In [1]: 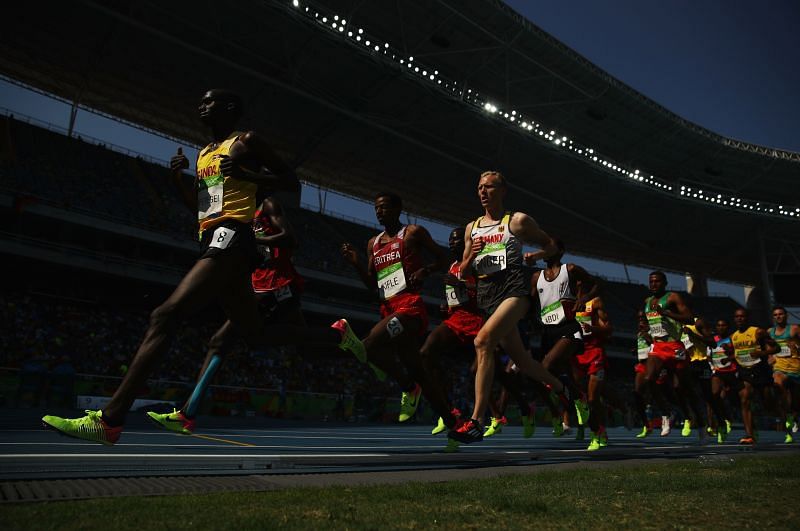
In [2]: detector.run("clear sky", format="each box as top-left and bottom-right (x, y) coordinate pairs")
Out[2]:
(3, 0), (798, 305)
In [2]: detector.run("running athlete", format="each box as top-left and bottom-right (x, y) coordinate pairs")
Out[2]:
(341, 192), (449, 422)
(530, 239), (598, 436)
(42, 90), (362, 444)
(448, 171), (565, 444)
(419, 228), (482, 439)
(680, 316), (718, 438)
(634, 311), (654, 437)
(768, 306), (798, 443)
(709, 318), (736, 443)
(731, 307), (779, 444)
(572, 295), (611, 450)
(642, 271), (707, 441)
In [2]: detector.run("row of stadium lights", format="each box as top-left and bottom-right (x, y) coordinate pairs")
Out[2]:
(290, 0), (796, 220)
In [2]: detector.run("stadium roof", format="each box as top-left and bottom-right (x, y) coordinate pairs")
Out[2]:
(2, 0), (799, 284)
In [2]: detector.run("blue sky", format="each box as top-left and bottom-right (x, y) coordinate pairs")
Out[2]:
(3, 1), (798, 304)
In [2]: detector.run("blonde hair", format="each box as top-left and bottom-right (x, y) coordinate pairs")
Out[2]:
(480, 170), (507, 187)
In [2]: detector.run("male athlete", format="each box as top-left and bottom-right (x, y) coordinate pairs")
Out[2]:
(43, 90), (361, 444)
(634, 311), (655, 437)
(572, 294), (612, 450)
(530, 239), (597, 437)
(448, 171), (566, 444)
(341, 192), (449, 422)
(769, 306), (799, 443)
(679, 316), (718, 438)
(709, 318), (736, 443)
(731, 307), (779, 444)
(642, 271), (710, 441)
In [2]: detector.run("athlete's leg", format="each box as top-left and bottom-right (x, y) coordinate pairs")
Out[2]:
(739, 381), (755, 438)
(363, 312), (422, 389)
(644, 356), (670, 413)
(634, 370), (650, 427)
(104, 253), (253, 423)
(419, 324), (463, 426)
(675, 366), (706, 430)
(587, 373), (606, 433)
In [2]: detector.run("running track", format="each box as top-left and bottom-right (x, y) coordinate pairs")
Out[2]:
(1, 410), (797, 501)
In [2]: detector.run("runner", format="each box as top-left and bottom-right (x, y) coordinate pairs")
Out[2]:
(572, 294), (612, 450)
(448, 171), (566, 444)
(530, 239), (598, 437)
(731, 307), (779, 444)
(709, 318), (736, 443)
(341, 192), (449, 423)
(642, 271), (707, 442)
(768, 306), (798, 443)
(42, 90), (362, 444)
(680, 316), (717, 438)
(634, 311), (654, 437)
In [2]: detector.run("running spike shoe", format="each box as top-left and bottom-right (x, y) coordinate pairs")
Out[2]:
(739, 436), (755, 445)
(331, 319), (366, 363)
(447, 418), (483, 444)
(636, 426), (651, 438)
(681, 419), (691, 437)
(522, 406), (536, 439)
(432, 417), (446, 435)
(587, 433), (601, 451)
(147, 409), (195, 435)
(660, 416), (671, 436)
(42, 410), (121, 446)
(483, 416), (507, 437)
(784, 433), (794, 444)
(574, 399), (589, 427)
(398, 384), (422, 422)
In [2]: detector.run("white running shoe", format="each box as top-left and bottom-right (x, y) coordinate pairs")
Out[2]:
(793, 421), (798, 434)
(660, 415), (671, 436)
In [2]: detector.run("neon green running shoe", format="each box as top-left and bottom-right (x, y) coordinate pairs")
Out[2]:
(432, 417), (446, 435)
(574, 399), (589, 427)
(785, 433), (794, 444)
(367, 362), (387, 381)
(42, 410), (121, 446)
(575, 425), (585, 441)
(522, 405), (535, 438)
(636, 425), (651, 438)
(587, 433), (601, 451)
(706, 426), (717, 437)
(398, 384), (422, 422)
(725, 419), (732, 434)
(146, 408), (195, 435)
(717, 426), (728, 444)
(681, 419), (691, 437)
(332, 319), (366, 363)
(551, 417), (564, 437)
(598, 432), (608, 447)
(444, 438), (460, 453)
(484, 416), (507, 437)
(787, 415), (795, 431)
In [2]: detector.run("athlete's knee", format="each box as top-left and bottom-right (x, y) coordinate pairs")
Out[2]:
(473, 331), (493, 354)
(149, 303), (181, 333)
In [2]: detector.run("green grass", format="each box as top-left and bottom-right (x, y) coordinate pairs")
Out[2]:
(4, 455), (799, 530)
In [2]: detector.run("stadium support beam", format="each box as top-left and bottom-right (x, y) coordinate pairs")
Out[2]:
(685, 272), (708, 298)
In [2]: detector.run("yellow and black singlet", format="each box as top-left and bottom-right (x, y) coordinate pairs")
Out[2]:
(195, 132), (258, 237)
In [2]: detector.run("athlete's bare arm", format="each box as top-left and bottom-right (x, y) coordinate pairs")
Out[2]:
(406, 225), (449, 289)
(754, 328), (780, 358)
(568, 264), (598, 308)
(687, 317), (716, 349)
(169, 147), (197, 213)
(590, 297), (613, 339)
(459, 222), (480, 276)
(660, 292), (693, 324)
(512, 213), (557, 264)
(221, 131), (300, 192)
(341, 239), (378, 293)
(254, 197), (296, 249)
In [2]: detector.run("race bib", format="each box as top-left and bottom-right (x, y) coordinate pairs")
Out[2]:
(274, 284), (292, 302)
(209, 225), (235, 249)
(637, 338), (651, 361)
(445, 284), (470, 307)
(776, 342), (791, 358)
(647, 311), (666, 337)
(474, 242), (507, 276)
(198, 175), (223, 220)
(377, 262), (407, 300)
(735, 348), (757, 367)
(710, 349), (731, 370)
(541, 300), (566, 325)
(576, 312), (592, 336)
(680, 332), (694, 350)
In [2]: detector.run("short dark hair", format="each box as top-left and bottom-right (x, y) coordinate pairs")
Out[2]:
(649, 270), (667, 282)
(772, 305), (787, 313)
(735, 307), (748, 315)
(375, 192), (402, 209)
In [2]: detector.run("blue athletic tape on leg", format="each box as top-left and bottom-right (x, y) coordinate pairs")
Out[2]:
(184, 354), (222, 418)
